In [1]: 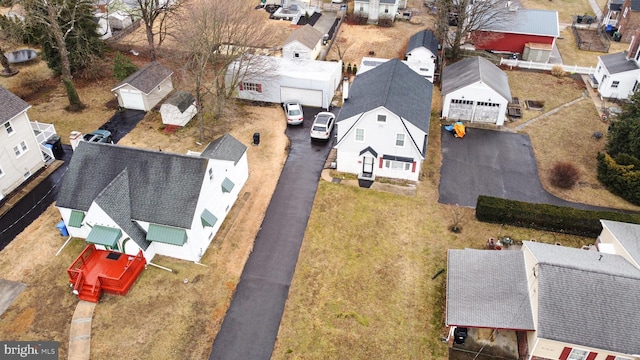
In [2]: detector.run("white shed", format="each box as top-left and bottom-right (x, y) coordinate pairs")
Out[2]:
(226, 56), (342, 109)
(160, 91), (197, 126)
(282, 24), (323, 60)
(108, 11), (132, 30)
(111, 61), (174, 111)
(441, 57), (511, 126)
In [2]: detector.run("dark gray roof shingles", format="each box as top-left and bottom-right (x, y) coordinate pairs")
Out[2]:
(57, 141), (206, 229)
(164, 90), (195, 113)
(336, 59), (433, 134)
(201, 133), (248, 164)
(600, 51), (640, 74)
(112, 61), (173, 94)
(442, 56), (512, 101)
(284, 24), (323, 50)
(0, 85), (30, 124)
(406, 30), (439, 57)
(446, 249), (535, 330)
(601, 220), (640, 265)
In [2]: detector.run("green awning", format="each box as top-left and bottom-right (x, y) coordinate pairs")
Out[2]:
(68, 210), (85, 228)
(146, 224), (187, 246)
(221, 177), (235, 193)
(86, 225), (121, 247)
(201, 209), (218, 228)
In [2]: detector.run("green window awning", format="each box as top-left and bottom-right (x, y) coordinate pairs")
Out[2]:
(146, 224), (187, 246)
(201, 209), (218, 228)
(69, 210), (85, 228)
(221, 177), (235, 193)
(86, 225), (122, 248)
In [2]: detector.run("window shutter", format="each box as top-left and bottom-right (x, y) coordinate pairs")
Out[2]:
(559, 347), (572, 360)
(605, 356), (616, 360)
(379, 157), (383, 168)
(586, 353), (597, 360)
(239, 83), (243, 91)
(412, 161), (416, 173)
(257, 84), (262, 93)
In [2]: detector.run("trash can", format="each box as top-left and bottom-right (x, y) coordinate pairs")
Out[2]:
(56, 221), (69, 236)
(253, 132), (260, 146)
(46, 135), (65, 159)
(613, 31), (622, 42)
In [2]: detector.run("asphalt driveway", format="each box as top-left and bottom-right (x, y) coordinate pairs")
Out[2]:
(210, 108), (334, 360)
(438, 127), (609, 211)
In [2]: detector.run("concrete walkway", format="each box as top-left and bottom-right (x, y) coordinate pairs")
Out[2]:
(515, 94), (587, 131)
(68, 301), (96, 360)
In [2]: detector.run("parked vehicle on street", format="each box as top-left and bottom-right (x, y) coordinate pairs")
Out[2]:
(283, 101), (304, 125)
(82, 129), (113, 143)
(310, 112), (335, 140)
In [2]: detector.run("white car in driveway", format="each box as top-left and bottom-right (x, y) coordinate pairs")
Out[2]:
(310, 112), (335, 140)
(283, 101), (304, 125)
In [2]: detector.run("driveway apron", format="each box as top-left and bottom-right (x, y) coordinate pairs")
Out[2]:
(210, 108), (333, 360)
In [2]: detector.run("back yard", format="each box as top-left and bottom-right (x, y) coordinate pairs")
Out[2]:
(1, 0), (638, 358)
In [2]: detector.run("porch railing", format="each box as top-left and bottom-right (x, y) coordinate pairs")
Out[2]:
(30, 121), (56, 145)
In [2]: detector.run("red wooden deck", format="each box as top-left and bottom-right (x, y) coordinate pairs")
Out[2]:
(67, 244), (146, 303)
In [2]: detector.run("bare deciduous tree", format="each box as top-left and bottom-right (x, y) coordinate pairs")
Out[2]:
(176, 0), (276, 142)
(135, 0), (183, 61)
(435, 0), (510, 63)
(330, 35), (352, 62)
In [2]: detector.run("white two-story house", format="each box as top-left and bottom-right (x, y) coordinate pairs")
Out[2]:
(592, 27), (640, 100)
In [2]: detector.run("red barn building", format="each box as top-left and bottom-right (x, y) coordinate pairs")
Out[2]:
(471, 9), (559, 58)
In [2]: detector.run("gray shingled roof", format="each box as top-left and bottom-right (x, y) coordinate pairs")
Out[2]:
(632, 0), (640, 10)
(57, 141), (207, 229)
(600, 219), (640, 266)
(442, 56), (512, 102)
(600, 51), (640, 74)
(337, 59), (432, 134)
(406, 30), (439, 57)
(0, 85), (30, 124)
(446, 249), (535, 330)
(93, 170), (150, 250)
(537, 264), (640, 354)
(164, 90), (195, 113)
(111, 61), (173, 94)
(201, 133), (247, 165)
(481, 9), (559, 37)
(284, 24), (323, 50)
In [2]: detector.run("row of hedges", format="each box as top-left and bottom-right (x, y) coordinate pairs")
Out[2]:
(476, 195), (640, 238)
(597, 152), (640, 206)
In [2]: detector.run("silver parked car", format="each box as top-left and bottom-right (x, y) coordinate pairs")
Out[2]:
(283, 101), (304, 125)
(310, 112), (335, 140)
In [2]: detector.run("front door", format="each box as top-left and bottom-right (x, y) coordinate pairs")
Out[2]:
(362, 156), (374, 178)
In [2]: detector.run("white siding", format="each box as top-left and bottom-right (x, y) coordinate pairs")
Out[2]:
(160, 103), (197, 126)
(282, 40), (321, 60)
(595, 58), (640, 100)
(115, 77), (174, 111)
(442, 81), (509, 126)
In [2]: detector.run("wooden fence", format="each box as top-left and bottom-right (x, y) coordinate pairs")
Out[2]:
(499, 58), (596, 75)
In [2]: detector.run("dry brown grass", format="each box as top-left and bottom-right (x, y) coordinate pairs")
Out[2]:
(556, 28), (631, 67)
(519, 0), (594, 24)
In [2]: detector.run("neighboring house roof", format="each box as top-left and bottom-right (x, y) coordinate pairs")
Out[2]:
(0, 85), (30, 124)
(600, 51), (640, 74)
(526, 241), (640, 355)
(57, 141), (209, 229)
(355, 0), (395, 3)
(600, 219), (640, 265)
(164, 90), (195, 113)
(406, 29), (439, 57)
(337, 59), (432, 134)
(284, 24), (323, 50)
(111, 61), (173, 94)
(201, 133), (248, 165)
(609, 0), (624, 11)
(446, 249), (535, 330)
(632, 0), (640, 11)
(481, 9), (559, 38)
(442, 57), (512, 102)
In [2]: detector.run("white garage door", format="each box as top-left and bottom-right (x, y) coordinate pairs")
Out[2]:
(473, 102), (500, 123)
(120, 89), (145, 110)
(448, 99), (473, 121)
(280, 87), (323, 108)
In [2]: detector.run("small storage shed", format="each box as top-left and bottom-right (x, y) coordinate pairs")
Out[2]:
(108, 11), (132, 30)
(441, 57), (511, 126)
(111, 61), (173, 111)
(282, 24), (323, 60)
(160, 91), (197, 126)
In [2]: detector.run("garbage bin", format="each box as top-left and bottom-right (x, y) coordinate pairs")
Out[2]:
(56, 221), (69, 236)
(46, 135), (65, 159)
(253, 132), (260, 145)
(613, 31), (622, 42)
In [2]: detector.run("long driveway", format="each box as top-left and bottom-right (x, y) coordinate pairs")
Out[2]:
(210, 108), (333, 360)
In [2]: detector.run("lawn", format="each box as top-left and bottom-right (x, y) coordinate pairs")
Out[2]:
(556, 28), (631, 67)
(519, 0), (595, 24)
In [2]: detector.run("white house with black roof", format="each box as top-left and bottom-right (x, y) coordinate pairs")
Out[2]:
(447, 221), (640, 360)
(334, 59), (432, 182)
(441, 56), (511, 126)
(405, 29), (439, 82)
(111, 61), (174, 111)
(592, 31), (640, 100)
(56, 134), (248, 263)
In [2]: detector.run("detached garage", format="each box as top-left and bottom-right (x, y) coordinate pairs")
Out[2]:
(226, 56), (342, 109)
(441, 57), (511, 126)
(111, 61), (174, 111)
